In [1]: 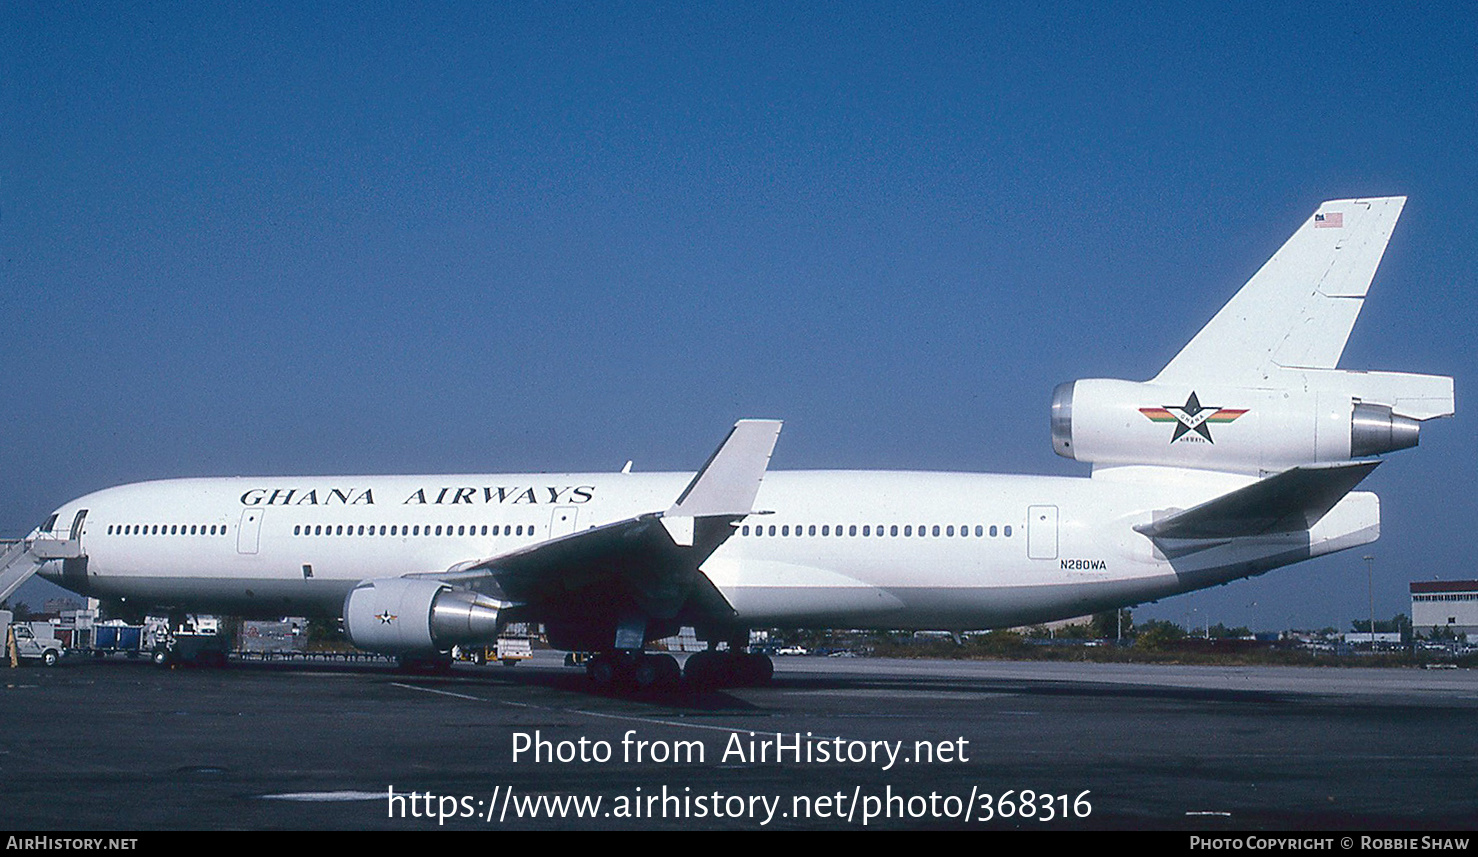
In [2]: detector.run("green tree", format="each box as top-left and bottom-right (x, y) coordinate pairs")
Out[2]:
(1134, 620), (1185, 651)
(1351, 613), (1413, 638)
(1090, 609), (1133, 640)
(0, 601), (31, 621)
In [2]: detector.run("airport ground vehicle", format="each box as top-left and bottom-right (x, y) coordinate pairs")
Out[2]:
(2, 611), (64, 667)
(149, 627), (230, 667)
(91, 623), (148, 658)
(455, 635), (533, 666)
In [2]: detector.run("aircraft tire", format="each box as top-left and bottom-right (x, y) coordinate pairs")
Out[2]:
(682, 651), (721, 688)
(740, 653), (774, 685)
(634, 654), (680, 689)
(588, 654), (632, 688)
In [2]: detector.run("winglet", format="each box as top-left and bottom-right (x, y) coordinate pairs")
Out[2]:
(666, 419), (783, 519)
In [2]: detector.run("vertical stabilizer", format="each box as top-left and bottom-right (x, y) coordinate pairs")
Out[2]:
(1155, 197), (1406, 385)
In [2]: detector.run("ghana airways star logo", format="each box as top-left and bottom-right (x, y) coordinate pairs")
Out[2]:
(1140, 392), (1247, 444)
(376, 610), (397, 625)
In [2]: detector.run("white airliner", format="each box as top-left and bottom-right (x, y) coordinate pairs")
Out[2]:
(0, 197), (1453, 687)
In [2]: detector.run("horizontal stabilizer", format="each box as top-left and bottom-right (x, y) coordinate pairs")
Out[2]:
(666, 419), (783, 518)
(1134, 460), (1379, 540)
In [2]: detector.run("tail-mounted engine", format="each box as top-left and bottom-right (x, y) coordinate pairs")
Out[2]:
(343, 577), (503, 655)
(1052, 371), (1452, 474)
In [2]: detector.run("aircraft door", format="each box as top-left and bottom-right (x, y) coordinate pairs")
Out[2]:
(1027, 505), (1059, 560)
(61, 509), (89, 590)
(550, 506), (578, 537)
(62, 509), (88, 544)
(237, 509), (263, 555)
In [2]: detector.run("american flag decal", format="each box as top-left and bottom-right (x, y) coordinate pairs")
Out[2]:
(1314, 211), (1344, 228)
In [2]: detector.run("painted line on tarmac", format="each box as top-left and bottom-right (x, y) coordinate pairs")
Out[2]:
(390, 681), (789, 740)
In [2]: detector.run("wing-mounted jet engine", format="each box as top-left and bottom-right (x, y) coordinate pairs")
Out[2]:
(342, 577), (505, 655)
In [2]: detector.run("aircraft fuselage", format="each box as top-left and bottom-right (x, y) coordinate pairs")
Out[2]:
(36, 467), (1377, 630)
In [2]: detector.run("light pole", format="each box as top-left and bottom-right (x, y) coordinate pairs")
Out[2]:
(1364, 555), (1376, 649)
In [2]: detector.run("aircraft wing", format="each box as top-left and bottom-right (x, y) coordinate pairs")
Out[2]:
(1133, 460), (1380, 540)
(408, 420), (781, 627)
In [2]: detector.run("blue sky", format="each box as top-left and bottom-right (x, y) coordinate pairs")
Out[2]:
(2, 2), (1474, 631)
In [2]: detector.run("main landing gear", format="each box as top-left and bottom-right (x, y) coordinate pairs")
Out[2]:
(586, 651), (681, 690)
(682, 650), (773, 689)
(584, 649), (773, 690)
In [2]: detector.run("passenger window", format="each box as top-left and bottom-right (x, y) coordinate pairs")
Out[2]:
(975, 525), (983, 537)
(848, 525), (857, 536)
(989, 525), (997, 537)
(821, 525), (829, 536)
(946, 526), (954, 536)
(808, 525), (816, 536)
(1004, 526), (1012, 537)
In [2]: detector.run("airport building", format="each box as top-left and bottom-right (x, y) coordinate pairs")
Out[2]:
(1410, 580), (1478, 638)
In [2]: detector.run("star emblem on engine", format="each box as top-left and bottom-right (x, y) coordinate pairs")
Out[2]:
(376, 611), (397, 625)
(1139, 392), (1247, 444)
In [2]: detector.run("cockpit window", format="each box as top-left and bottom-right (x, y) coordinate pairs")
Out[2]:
(40, 514), (58, 533)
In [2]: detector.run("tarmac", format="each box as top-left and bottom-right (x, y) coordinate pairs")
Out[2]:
(3, 651), (1476, 830)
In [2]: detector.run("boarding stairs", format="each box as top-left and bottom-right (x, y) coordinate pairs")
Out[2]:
(0, 535), (82, 604)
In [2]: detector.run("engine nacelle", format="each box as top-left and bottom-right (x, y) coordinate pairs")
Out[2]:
(343, 577), (503, 655)
(1052, 379), (1423, 474)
